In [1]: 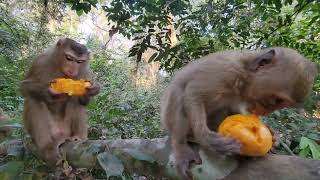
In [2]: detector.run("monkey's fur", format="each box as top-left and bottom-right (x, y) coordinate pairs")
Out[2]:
(160, 47), (318, 179)
(20, 38), (100, 166)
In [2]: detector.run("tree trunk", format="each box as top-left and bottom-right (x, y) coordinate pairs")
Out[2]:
(3, 137), (319, 180)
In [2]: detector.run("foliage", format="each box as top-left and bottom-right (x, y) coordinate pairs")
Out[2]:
(263, 108), (320, 154)
(298, 136), (320, 159)
(88, 54), (166, 139)
(0, 5), (30, 59)
(0, 57), (24, 114)
(65, 0), (98, 16)
(67, 0), (320, 72)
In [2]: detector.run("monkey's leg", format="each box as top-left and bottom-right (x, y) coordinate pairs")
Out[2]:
(70, 105), (88, 141)
(24, 100), (62, 166)
(162, 93), (202, 179)
(187, 102), (241, 155)
(171, 134), (202, 180)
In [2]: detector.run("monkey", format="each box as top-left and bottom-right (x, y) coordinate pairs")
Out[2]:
(160, 47), (318, 180)
(20, 38), (100, 166)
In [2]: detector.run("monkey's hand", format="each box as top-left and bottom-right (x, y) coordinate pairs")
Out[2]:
(175, 147), (202, 180)
(48, 87), (68, 101)
(210, 133), (241, 155)
(85, 80), (100, 96)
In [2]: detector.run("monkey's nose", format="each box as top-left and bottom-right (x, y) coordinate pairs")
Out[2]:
(65, 71), (76, 78)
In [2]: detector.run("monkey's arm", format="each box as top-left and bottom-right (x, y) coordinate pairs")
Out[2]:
(78, 82), (100, 106)
(20, 79), (52, 101)
(20, 79), (66, 103)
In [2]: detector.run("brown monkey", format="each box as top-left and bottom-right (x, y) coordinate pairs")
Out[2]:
(160, 47), (318, 179)
(20, 38), (100, 166)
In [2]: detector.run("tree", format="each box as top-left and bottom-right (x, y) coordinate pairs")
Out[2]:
(66, 0), (320, 72)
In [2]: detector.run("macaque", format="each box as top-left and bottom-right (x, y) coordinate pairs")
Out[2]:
(160, 47), (318, 179)
(20, 38), (100, 166)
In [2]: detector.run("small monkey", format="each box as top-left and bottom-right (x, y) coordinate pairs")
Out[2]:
(160, 47), (318, 179)
(20, 38), (100, 166)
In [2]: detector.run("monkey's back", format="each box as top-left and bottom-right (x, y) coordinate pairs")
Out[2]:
(170, 50), (254, 92)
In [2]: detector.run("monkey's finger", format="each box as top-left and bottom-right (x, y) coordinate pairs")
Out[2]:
(50, 79), (57, 84)
(177, 164), (193, 180)
(191, 157), (202, 165)
(48, 87), (60, 96)
(213, 139), (241, 154)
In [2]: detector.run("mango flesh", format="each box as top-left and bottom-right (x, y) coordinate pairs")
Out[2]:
(218, 114), (273, 156)
(50, 78), (91, 96)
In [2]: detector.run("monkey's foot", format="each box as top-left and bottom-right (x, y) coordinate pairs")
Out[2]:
(175, 148), (202, 180)
(210, 136), (241, 155)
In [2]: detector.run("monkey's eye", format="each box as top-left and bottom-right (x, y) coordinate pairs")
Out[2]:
(275, 98), (284, 105)
(77, 60), (84, 64)
(66, 56), (73, 61)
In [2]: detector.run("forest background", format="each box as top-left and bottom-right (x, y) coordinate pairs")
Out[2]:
(0, 0), (319, 179)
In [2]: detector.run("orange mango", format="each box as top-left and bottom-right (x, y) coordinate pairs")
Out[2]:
(218, 114), (273, 156)
(50, 78), (91, 96)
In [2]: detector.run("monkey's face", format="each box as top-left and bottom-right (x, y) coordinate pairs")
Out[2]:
(55, 38), (90, 78)
(61, 51), (88, 78)
(244, 48), (317, 116)
(247, 93), (294, 116)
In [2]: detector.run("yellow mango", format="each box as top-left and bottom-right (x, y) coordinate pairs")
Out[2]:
(50, 78), (91, 96)
(218, 114), (273, 156)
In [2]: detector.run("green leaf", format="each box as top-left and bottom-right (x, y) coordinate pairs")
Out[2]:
(285, 0), (293, 5)
(308, 15), (320, 26)
(76, 9), (84, 16)
(299, 137), (309, 149)
(288, 122), (298, 130)
(123, 149), (156, 163)
(308, 140), (320, 159)
(0, 161), (24, 176)
(137, 52), (142, 62)
(298, 147), (310, 158)
(274, 0), (282, 12)
(306, 133), (320, 141)
(148, 52), (158, 63)
(299, 137), (320, 159)
(97, 152), (124, 177)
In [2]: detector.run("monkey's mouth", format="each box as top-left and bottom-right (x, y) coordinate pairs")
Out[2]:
(248, 101), (273, 116)
(63, 74), (76, 79)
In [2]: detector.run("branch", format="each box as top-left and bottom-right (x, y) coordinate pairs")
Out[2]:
(0, 137), (318, 179)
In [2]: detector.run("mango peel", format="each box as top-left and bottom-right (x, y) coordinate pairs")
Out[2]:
(50, 78), (91, 96)
(218, 114), (273, 156)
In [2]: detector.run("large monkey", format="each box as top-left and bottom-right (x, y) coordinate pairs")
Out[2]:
(160, 47), (318, 179)
(20, 38), (100, 166)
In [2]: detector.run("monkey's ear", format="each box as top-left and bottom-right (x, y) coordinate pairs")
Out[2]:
(248, 49), (276, 72)
(56, 38), (67, 47)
